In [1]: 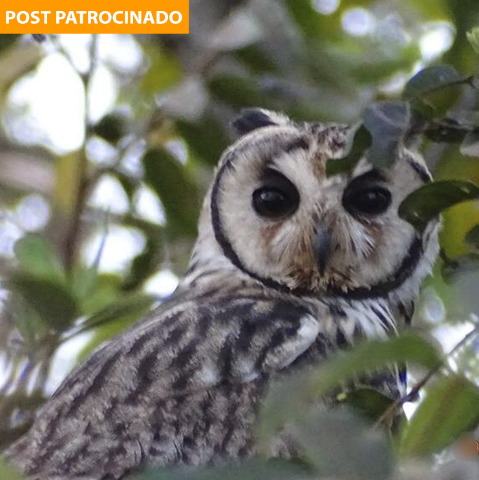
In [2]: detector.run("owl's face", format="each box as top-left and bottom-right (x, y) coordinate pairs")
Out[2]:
(201, 109), (439, 298)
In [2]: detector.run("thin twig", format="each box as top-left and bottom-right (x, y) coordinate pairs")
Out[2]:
(33, 335), (58, 394)
(62, 35), (98, 273)
(15, 359), (37, 395)
(374, 323), (479, 429)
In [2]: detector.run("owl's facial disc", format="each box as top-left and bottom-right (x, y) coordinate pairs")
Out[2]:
(208, 108), (439, 299)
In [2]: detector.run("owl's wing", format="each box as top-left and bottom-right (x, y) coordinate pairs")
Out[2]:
(6, 291), (321, 478)
(52, 292), (319, 403)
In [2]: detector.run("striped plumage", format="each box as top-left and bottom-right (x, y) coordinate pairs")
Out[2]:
(5, 109), (440, 480)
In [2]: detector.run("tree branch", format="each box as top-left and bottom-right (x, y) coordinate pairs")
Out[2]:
(374, 322), (479, 429)
(62, 35), (98, 273)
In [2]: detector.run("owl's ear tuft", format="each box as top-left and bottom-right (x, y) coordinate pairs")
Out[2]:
(232, 108), (291, 136)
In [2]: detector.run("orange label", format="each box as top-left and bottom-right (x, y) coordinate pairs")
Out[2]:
(1, 0), (189, 33)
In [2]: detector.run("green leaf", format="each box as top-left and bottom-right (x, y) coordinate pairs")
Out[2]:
(291, 410), (393, 480)
(78, 273), (123, 316)
(285, 0), (340, 40)
(176, 116), (230, 166)
(14, 235), (65, 283)
(258, 333), (442, 447)
(208, 75), (267, 109)
(9, 273), (78, 331)
(10, 293), (49, 343)
(142, 148), (199, 237)
(0, 35), (20, 54)
(399, 181), (479, 233)
(73, 239), (105, 301)
(74, 294), (155, 361)
(403, 65), (461, 100)
(123, 236), (163, 291)
(467, 27), (479, 54)
(339, 388), (397, 424)
(74, 294), (154, 336)
(465, 225), (479, 249)
(0, 459), (24, 480)
(349, 43), (421, 84)
(402, 66), (468, 118)
(306, 334), (441, 394)
(326, 124), (372, 176)
(406, 0), (450, 20)
(132, 459), (312, 480)
(92, 113), (127, 145)
(400, 375), (479, 457)
(362, 101), (410, 169)
(425, 118), (469, 144)
(116, 171), (137, 204)
(234, 45), (280, 74)
(141, 46), (182, 96)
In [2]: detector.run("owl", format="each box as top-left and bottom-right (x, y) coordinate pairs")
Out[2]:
(4, 109), (440, 480)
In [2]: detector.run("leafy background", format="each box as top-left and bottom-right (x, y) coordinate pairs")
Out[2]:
(1, 0), (479, 478)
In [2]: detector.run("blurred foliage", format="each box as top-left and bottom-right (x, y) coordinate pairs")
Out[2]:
(1, 0), (479, 478)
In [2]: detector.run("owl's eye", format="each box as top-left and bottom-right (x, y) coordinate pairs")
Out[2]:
(343, 186), (392, 216)
(252, 169), (299, 218)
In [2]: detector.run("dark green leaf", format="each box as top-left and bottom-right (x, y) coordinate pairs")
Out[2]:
(234, 45), (280, 74)
(176, 116), (230, 166)
(259, 333), (442, 447)
(73, 226), (108, 301)
(116, 172), (137, 204)
(14, 235), (65, 283)
(465, 225), (479, 249)
(77, 273), (123, 316)
(73, 294), (154, 336)
(208, 75), (267, 109)
(326, 124), (372, 176)
(362, 101), (410, 168)
(291, 410), (393, 480)
(92, 113), (127, 145)
(306, 333), (442, 395)
(0, 35), (20, 54)
(10, 292), (49, 343)
(400, 375), (479, 457)
(339, 388), (397, 424)
(399, 181), (479, 233)
(403, 66), (469, 118)
(425, 118), (469, 144)
(74, 295), (155, 361)
(9, 273), (79, 331)
(403, 65), (461, 100)
(142, 148), (199, 237)
(123, 237), (163, 291)
(133, 459), (312, 480)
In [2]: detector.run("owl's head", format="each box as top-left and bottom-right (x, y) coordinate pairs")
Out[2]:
(190, 108), (439, 300)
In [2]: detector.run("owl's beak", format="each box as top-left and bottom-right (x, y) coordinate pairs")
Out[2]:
(313, 226), (332, 276)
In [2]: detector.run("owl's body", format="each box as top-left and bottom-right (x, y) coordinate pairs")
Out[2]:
(5, 110), (439, 480)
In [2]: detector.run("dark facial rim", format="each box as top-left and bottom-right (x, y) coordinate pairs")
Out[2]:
(211, 150), (425, 300)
